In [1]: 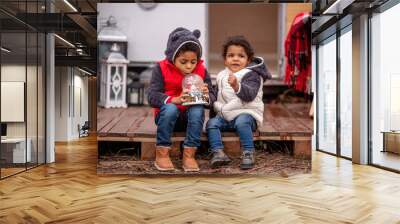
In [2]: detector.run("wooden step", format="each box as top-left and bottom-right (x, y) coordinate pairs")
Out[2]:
(97, 104), (313, 160)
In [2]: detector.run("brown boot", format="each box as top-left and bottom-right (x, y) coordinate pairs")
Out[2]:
(154, 146), (175, 171)
(182, 147), (200, 172)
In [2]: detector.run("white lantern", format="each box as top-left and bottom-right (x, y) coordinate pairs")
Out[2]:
(99, 44), (129, 108)
(97, 16), (128, 72)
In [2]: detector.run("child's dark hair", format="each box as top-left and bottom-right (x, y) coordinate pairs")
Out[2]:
(175, 42), (201, 61)
(222, 36), (254, 60)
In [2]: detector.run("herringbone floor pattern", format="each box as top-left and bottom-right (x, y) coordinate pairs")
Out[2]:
(1, 137), (400, 223)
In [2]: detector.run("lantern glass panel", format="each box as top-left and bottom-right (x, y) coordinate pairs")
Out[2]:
(110, 86), (116, 100)
(118, 66), (123, 77)
(111, 67), (116, 81)
(110, 65), (123, 101)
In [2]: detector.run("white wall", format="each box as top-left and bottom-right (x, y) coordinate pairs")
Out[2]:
(97, 3), (207, 64)
(55, 67), (89, 141)
(55, 67), (69, 141)
(1, 64), (46, 164)
(72, 74), (89, 138)
(1, 65), (40, 138)
(1, 65), (25, 126)
(1, 65), (25, 139)
(1, 65), (26, 81)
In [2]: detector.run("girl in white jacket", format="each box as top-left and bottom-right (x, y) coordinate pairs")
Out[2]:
(206, 36), (271, 169)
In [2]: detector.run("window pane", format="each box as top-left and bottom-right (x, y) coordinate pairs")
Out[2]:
(0, 0), (46, 179)
(1, 31), (27, 177)
(318, 37), (337, 154)
(371, 4), (400, 171)
(27, 31), (38, 169)
(38, 33), (45, 165)
(340, 29), (352, 158)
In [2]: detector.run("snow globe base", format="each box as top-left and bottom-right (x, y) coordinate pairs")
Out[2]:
(182, 101), (208, 106)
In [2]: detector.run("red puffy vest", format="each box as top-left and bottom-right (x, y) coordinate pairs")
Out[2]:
(153, 59), (206, 117)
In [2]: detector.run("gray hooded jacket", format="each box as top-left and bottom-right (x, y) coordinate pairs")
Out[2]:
(148, 27), (217, 109)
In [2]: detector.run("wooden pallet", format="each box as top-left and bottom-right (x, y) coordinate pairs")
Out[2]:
(97, 104), (313, 160)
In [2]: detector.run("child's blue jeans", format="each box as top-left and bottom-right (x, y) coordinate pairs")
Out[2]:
(206, 114), (257, 153)
(155, 104), (204, 148)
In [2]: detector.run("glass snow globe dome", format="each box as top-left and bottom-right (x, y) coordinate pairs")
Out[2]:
(181, 74), (209, 106)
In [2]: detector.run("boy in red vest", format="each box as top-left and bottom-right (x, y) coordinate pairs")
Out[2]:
(148, 27), (216, 172)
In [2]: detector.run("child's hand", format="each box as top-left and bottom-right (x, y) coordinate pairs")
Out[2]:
(202, 83), (209, 102)
(171, 89), (189, 104)
(201, 83), (209, 94)
(180, 89), (190, 103)
(228, 72), (239, 92)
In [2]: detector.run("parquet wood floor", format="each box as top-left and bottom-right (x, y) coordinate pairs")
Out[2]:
(1, 136), (399, 223)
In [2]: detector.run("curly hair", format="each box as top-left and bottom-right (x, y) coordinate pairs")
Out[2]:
(222, 35), (254, 60)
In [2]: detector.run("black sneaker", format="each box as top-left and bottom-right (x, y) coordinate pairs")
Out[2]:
(210, 149), (231, 168)
(240, 151), (255, 170)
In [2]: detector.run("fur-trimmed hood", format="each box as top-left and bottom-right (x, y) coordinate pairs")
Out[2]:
(246, 56), (271, 81)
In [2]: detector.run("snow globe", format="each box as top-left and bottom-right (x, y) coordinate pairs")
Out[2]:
(181, 74), (209, 106)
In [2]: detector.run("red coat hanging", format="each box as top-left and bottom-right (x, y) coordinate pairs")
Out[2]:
(284, 12), (311, 93)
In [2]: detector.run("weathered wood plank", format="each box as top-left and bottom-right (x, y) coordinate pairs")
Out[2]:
(259, 104), (312, 136)
(293, 140), (312, 159)
(97, 135), (312, 143)
(223, 141), (242, 158)
(132, 114), (157, 138)
(97, 107), (149, 135)
(126, 109), (152, 137)
(269, 105), (310, 133)
(98, 103), (313, 138)
(140, 142), (155, 160)
(97, 136), (134, 142)
(280, 103), (313, 132)
(97, 108), (125, 133)
(98, 110), (125, 135)
(107, 107), (148, 137)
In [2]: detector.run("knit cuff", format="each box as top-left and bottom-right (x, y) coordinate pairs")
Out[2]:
(164, 96), (172, 104)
